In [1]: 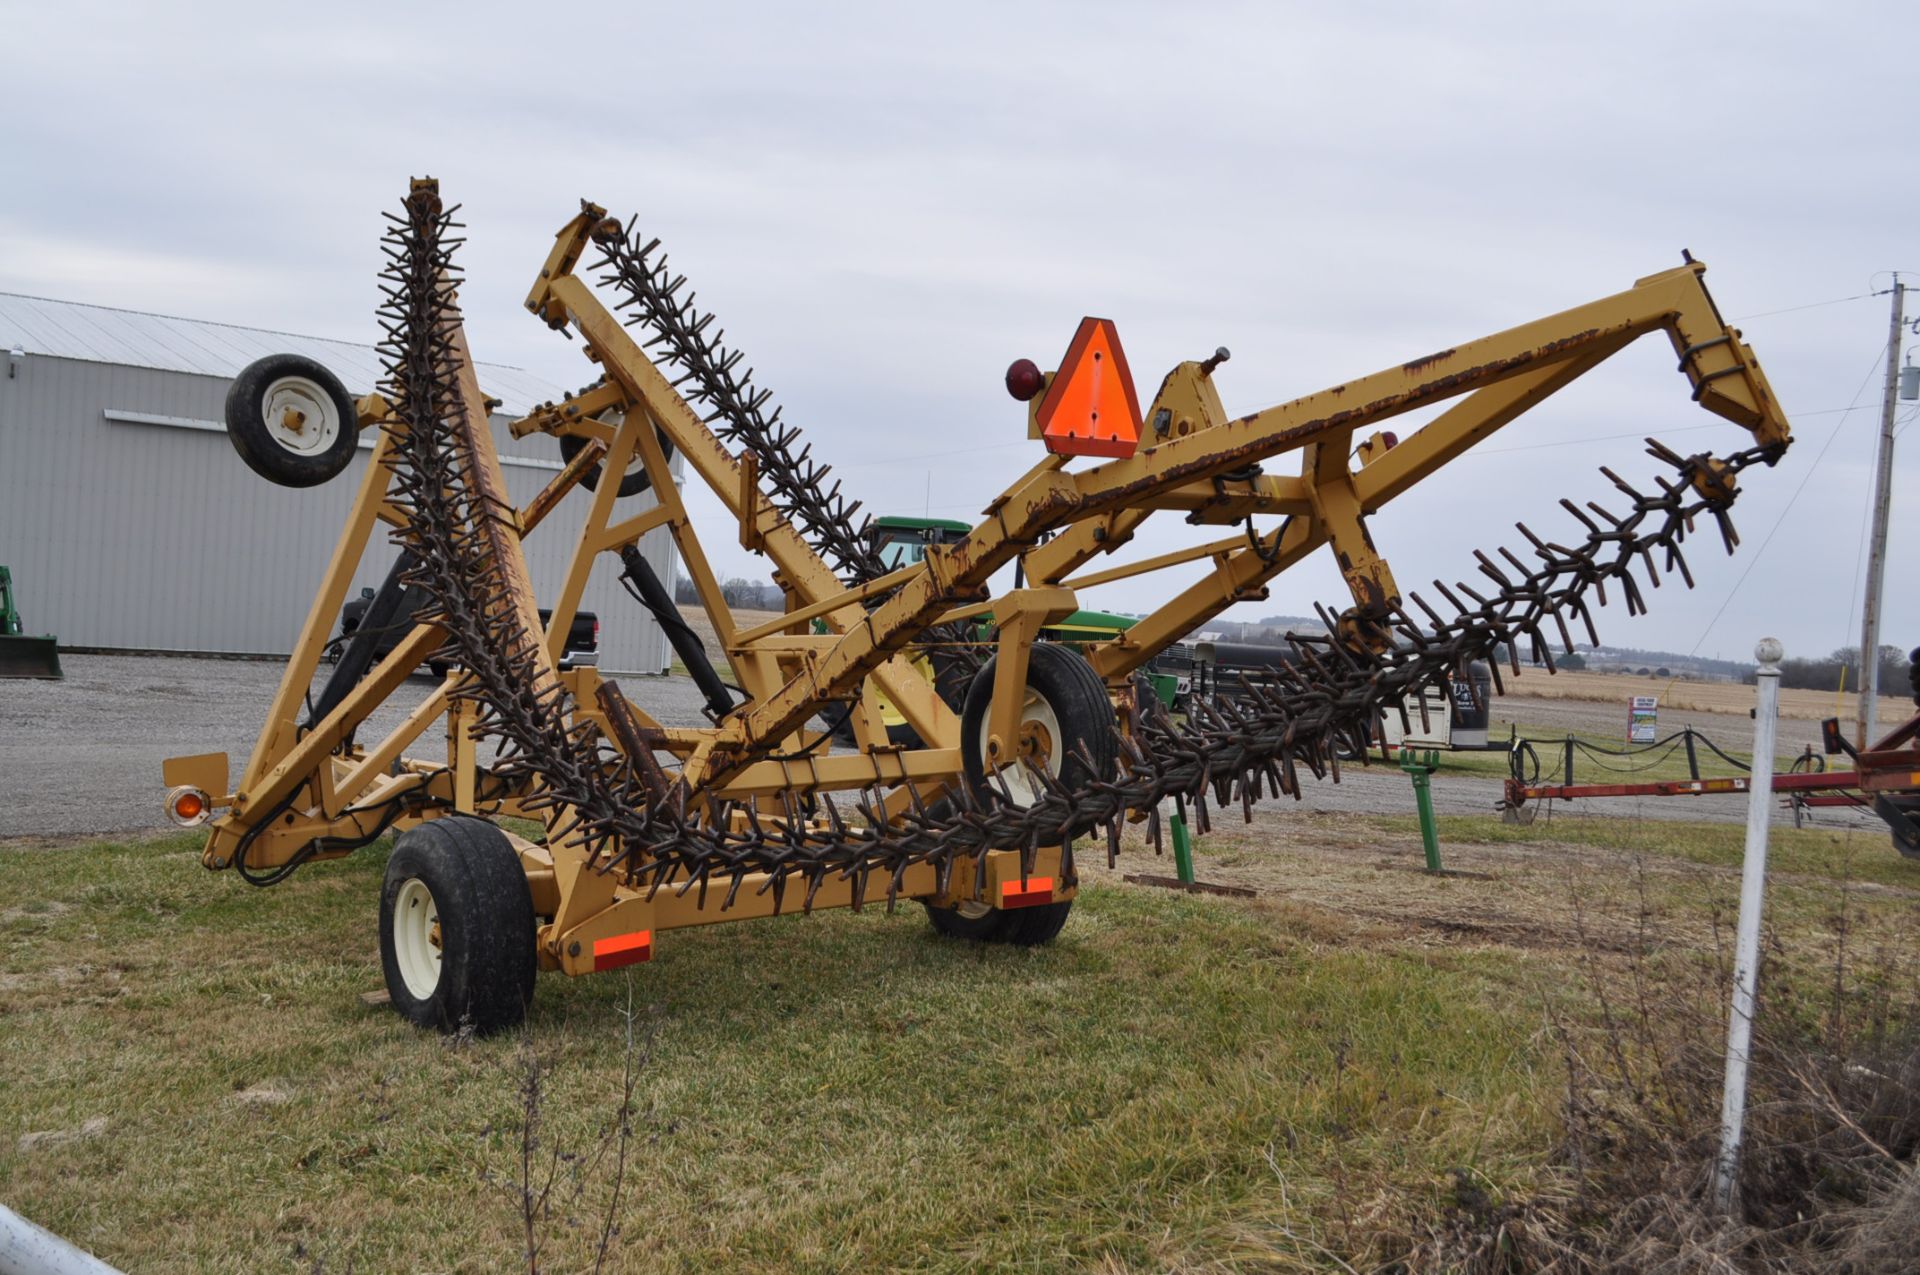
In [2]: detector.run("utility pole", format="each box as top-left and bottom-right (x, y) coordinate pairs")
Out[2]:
(1858, 277), (1905, 749)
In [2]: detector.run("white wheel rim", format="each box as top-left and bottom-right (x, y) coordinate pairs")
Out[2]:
(976, 688), (1065, 808)
(260, 376), (342, 457)
(393, 877), (442, 1000)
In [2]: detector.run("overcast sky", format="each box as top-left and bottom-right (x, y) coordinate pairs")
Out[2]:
(4, 2), (1915, 669)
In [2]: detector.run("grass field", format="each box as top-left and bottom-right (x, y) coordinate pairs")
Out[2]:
(3, 812), (1917, 1273)
(1501, 667), (1908, 725)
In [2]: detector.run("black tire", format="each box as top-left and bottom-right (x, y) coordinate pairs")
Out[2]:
(224, 354), (359, 488)
(560, 421), (675, 498)
(1878, 795), (1920, 861)
(922, 644), (1116, 946)
(957, 643), (1117, 834)
(924, 895), (1074, 947)
(379, 816), (536, 1035)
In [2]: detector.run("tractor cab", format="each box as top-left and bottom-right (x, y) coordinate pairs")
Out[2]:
(870, 516), (972, 570)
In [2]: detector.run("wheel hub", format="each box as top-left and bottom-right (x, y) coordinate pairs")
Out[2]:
(262, 376), (342, 456)
(393, 877), (442, 1000)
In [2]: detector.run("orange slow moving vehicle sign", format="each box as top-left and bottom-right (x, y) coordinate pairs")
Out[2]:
(1036, 317), (1143, 459)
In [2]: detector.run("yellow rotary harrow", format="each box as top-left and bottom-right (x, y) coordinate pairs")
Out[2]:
(162, 179), (1792, 1033)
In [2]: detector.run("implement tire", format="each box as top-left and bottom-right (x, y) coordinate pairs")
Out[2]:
(924, 895), (1073, 947)
(559, 416), (675, 497)
(921, 644), (1116, 947)
(379, 816), (536, 1035)
(957, 643), (1117, 833)
(224, 353), (359, 487)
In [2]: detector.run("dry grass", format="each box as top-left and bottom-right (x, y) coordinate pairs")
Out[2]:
(3, 812), (1918, 1272)
(1508, 668), (1907, 725)
(674, 604), (784, 669)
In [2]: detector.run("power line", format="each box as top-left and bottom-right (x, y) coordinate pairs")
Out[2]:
(1684, 339), (1891, 659)
(1732, 292), (1876, 322)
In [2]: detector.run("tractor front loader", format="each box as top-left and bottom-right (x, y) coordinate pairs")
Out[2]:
(163, 180), (1792, 1033)
(0, 566), (63, 680)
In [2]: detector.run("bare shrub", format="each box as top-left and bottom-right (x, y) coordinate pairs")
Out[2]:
(481, 979), (655, 1274)
(1404, 856), (1920, 1274)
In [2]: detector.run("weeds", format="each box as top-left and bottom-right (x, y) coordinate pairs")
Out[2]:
(1403, 849), (1920, 1273)
(482, 978), (654, 1274)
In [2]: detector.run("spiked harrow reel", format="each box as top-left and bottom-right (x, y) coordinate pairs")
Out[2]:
(164, 179), (1793, 1033)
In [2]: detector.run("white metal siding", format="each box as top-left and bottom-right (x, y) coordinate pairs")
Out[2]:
(0, 292), (558, 416)
(0, 353), (678, 674)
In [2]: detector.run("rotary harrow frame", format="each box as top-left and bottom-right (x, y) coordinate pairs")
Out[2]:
(163, 179), (1791, 1031)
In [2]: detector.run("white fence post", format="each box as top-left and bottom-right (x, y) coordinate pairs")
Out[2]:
(0, 1204), (123, 1275)
(1712, 637), (1783, 1212)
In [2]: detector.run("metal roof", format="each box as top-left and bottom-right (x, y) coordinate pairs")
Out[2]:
(0, 291), (564, 416)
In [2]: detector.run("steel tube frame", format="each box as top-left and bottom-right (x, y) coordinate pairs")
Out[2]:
(183, 201), (1792, 974)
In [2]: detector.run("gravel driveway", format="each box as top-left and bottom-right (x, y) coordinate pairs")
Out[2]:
(0, 653), (711, 839)
(0, 653), (1887, 841)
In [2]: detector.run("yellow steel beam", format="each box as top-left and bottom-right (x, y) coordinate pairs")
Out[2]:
(1061, 532), (1252, 591)
(229, 623), (445, 819)
(543, 271), (963, 752)
(1086, 517), (1322, 680)
(239, 428), (399, 790)
(731, 561), (924, 646)
(546, 844), (1072, 974)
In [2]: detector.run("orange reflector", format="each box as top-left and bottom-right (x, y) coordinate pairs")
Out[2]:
(592, 930), (653, 970)
(1000, 876), (1055, 909)
(174, 791), (205, 821)
(1036, 317), (1142, 459)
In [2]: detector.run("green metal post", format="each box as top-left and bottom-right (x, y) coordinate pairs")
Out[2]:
(1402, 749), (1443, 872)
(1170, 810), (1196, 885)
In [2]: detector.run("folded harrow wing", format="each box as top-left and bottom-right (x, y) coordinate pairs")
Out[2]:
(162, 179), (1792, 1032)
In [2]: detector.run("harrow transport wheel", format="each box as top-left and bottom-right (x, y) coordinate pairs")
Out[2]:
(224, 353), (359, 488)
(379, 816), (536, 1035)
(958, 643), (1118, 827)
(559, 415), (675, 497)
(924, 894), (1073, 947)
(923, 644), (1117, 946)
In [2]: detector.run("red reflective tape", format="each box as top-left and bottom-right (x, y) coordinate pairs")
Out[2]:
(1000, 877), (1055, 908)
(592, 930), (652, 970)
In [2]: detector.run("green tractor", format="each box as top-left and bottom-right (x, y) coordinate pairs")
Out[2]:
(848, 518), (1172, 743)
(0, 565), (63, 679)
(872, 515), (1143, 645)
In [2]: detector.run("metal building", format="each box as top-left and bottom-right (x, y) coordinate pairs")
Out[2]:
(0, 293), (679, 674)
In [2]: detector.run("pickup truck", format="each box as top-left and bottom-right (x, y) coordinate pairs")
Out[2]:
(335, 586), (598, 674)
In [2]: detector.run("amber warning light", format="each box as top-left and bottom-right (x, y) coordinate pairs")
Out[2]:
(165, 785), (212, 828)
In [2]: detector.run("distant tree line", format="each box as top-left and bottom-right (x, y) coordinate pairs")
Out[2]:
(1750, 645), (1913, 695)
(673, 575), (784, 611)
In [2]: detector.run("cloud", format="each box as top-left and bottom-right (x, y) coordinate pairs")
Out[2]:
(2, 0), (1914, 662)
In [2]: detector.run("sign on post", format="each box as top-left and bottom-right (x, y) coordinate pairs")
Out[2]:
(1628, 695), (1659, 744)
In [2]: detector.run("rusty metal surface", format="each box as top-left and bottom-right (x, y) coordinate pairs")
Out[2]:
(1122, 874), (1258, 899)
